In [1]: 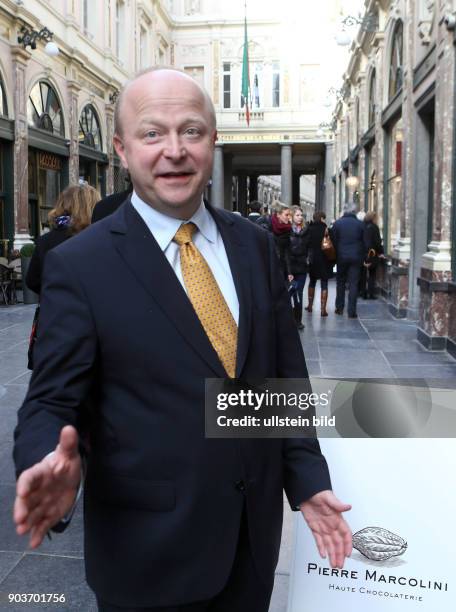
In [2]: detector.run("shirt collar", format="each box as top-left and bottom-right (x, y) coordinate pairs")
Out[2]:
(130, 191), (216, 251)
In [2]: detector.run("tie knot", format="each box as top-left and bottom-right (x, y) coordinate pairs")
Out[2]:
(173, 222), (197, 246)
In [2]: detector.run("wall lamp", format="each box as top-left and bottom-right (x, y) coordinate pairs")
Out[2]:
(336, 12), (379, 46)
(18, 25), (59, 56)
(109, 90), (120, 105)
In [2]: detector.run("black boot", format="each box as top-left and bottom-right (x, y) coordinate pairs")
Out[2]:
(294, 304), (304, 330)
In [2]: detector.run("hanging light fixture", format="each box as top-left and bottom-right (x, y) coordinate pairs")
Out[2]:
(336, 12), (379, 47)
(346, 175), (360, 190)
(18, 25), (60, 56)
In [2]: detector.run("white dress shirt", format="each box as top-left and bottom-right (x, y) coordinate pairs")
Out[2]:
(131, 192), (239, 325)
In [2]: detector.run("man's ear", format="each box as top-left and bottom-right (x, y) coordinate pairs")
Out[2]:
(113, 133), (128, 169)
(213, 130), (218, 144)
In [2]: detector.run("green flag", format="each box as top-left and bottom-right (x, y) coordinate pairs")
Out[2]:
(241, 13), (250, 126)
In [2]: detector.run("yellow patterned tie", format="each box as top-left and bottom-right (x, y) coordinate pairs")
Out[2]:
(173, 223), (238, 378)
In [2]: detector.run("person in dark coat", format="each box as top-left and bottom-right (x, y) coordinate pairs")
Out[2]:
(305, 211), (333, 317)
(288, 206), (309, 329)
(91, 186), (132, 223)
(247, 200), (262, 223)
(331, 202), (365, 318)
(27, 184), (101, 295)
(360, 211), (385, 299)
(256, 204), (273, 232)
(271, 201), (292, 280)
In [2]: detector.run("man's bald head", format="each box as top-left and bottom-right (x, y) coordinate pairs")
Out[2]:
(114, 67), (216, 137)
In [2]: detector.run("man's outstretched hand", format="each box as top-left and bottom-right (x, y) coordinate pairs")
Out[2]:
(14, 425), (81, 549)
(300, 490), (352, 569)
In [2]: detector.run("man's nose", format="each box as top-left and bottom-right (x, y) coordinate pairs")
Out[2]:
(163, 134), (186, 160)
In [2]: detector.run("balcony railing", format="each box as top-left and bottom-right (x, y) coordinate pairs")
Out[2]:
(238, 111), (264, 121)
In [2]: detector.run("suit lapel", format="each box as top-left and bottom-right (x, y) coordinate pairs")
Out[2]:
(110, 202), (226, 378)
(207, 206), (252, 377)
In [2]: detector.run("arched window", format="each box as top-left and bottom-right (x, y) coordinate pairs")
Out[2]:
(79, 104), (102, 150)
(27, 81), (64, 136)
(0, 74), (7, 117)
(368, 70), (376, 127)
(388, 20), (403, 101)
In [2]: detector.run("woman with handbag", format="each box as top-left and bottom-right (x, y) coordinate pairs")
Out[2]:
(305, 211), (334, 317)
(26, 183), (100, 368)
(288, 206), (310, 330)
(361, 211), (385, 299)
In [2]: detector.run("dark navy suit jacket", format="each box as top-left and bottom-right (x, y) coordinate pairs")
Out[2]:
(331, 212), (365, 262)
(14, 201), (331, 607)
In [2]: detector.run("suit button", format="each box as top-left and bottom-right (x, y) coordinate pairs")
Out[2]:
(235, 480), (246, 492)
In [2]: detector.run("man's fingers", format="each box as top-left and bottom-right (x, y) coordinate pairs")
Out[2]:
(16, 464), (46, 498)
(29, 519), (52, 549)
(313, 532), (326, 559)
(328, 500), (351, 513)
(322, 534), (336, 568)
(343, 523), (353, 557)
(56, 425), (79, 460)
(325, 493), (352, 514)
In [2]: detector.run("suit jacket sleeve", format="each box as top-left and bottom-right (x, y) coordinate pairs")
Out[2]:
(14, 248), (97, 476)
(26, 240), (43, 295)
(265, 233), (332, 509)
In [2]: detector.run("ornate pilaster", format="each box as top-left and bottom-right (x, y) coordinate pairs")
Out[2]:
(105, 103), (115, 194)
(12, 46), (31, 249)
(68, 80), (81, 185)
(417, 3), (455, 347)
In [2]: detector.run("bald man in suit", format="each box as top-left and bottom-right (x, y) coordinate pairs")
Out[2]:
(14, 68), (352, 611)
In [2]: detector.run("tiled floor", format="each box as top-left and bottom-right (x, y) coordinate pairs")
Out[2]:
(0, 283), (454, 612)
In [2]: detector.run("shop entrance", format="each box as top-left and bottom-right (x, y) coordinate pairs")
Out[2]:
(28, 149), (62, 237)
(79, 157), (106, 196)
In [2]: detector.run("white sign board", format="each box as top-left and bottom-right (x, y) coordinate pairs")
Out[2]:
(288, 439), (455, 611)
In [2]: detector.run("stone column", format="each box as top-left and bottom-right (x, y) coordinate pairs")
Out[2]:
(280, 144), (293, 205)
(324, 143), (334, 220)
(211, 144), (224, 208)
(12, 46), (31, 250)
(372, 32), (389, 299)
(248, 175), (258, 202)
(223, 153), (233, 211)
(417, 6), (455, 348)
(315, 172), (323, 211)
(68, 81), (81, 186)
(105, 103), (115, 194)
(237, 173), (248, 216)
(292, 173), (300, 205)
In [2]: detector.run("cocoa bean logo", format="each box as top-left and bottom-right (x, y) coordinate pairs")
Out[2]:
(353, 527), (407, 561)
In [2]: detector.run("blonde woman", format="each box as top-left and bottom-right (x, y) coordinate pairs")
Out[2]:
(26, 183), (100, 295)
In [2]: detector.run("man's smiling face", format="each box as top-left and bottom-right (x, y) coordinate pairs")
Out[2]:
(114, 70), (217, 219)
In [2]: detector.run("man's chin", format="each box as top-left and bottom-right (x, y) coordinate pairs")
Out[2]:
(149, 195), (202, 218)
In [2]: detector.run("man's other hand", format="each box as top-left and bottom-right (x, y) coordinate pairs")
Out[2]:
(300, 490), (352, 569)
(13, 425), (81, 549)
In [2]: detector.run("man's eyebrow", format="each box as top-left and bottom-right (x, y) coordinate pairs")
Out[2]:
(137, 117), (207, 129)
(137, 118), (165, 129)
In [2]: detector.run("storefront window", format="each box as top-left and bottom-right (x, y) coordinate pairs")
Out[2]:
(79, 104), (102, 150)
(27, 81), (64, 137)
(386, 117), (403, 253)
(388, 21), (403, 101)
